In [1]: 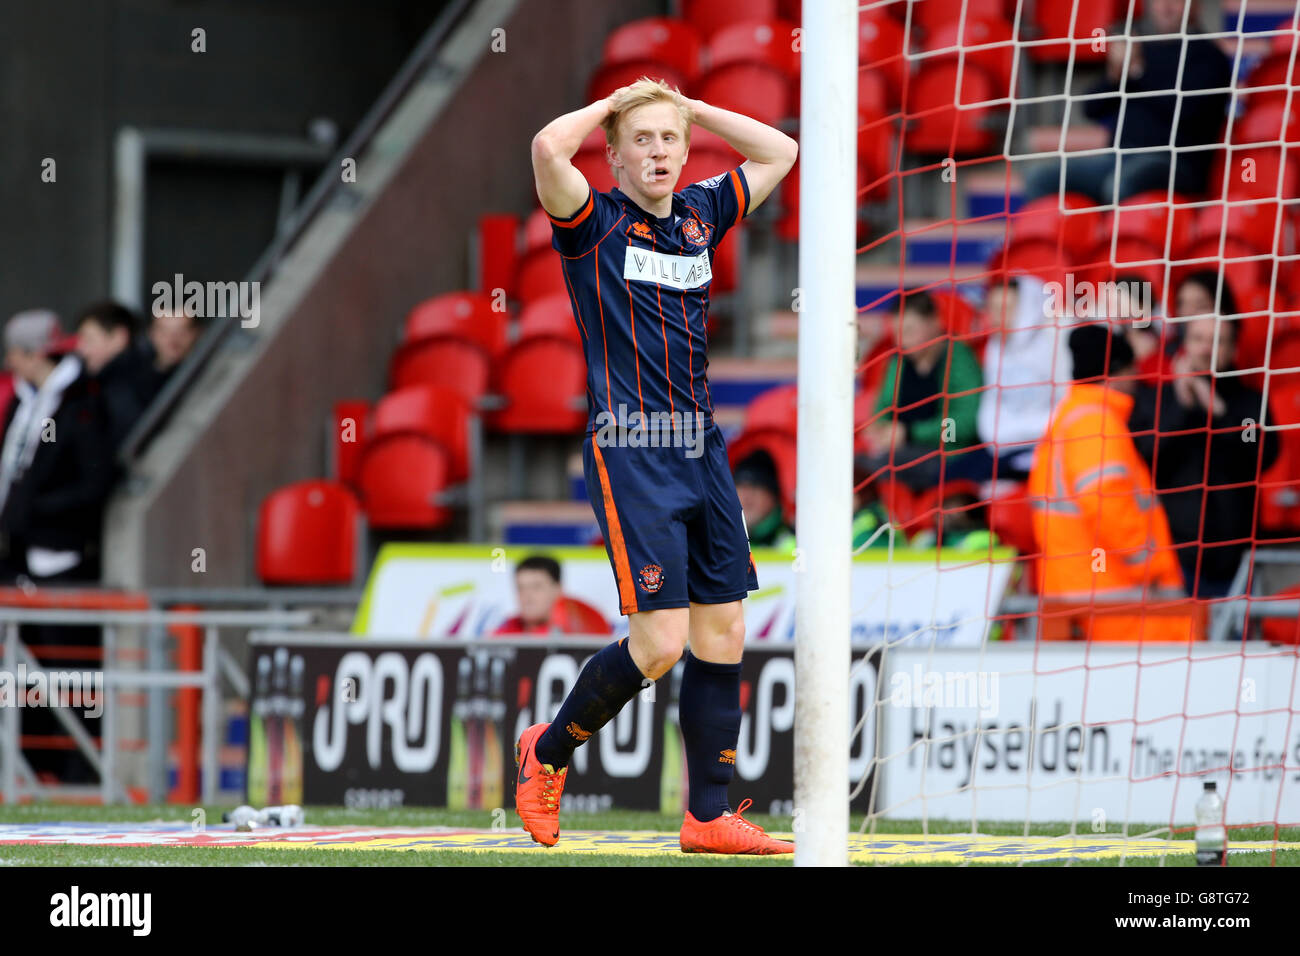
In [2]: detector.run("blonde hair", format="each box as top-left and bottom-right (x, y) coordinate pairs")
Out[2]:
(600, 76), (694, 150)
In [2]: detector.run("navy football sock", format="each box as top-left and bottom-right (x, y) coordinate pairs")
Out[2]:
(678, 650), (742, 823)
(534, 638), (648, 770)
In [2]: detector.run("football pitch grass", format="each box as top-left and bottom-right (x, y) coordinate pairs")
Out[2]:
(0, 804), (1296, 866)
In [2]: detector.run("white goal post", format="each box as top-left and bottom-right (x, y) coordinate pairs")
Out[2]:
(794, 0), (858, 867)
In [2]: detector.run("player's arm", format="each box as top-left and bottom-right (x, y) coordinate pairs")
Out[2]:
(531, 98), (611, 220)
(686, 98), (798, 215)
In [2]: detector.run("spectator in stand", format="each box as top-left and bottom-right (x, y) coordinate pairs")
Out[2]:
(1022, 0), (1232, 202)
(1170, 269), (1270, 376)
(495, 555), (566, 635)
(1129, 315), (1278, 597)
(1085, 271), (1171, 383)
(1, 309), (112, 784)
(969, 274), (1074, 484)
(733, 450), (796, 552)
(0, 309), (114, 583)
(866, 290), (982, 489)
(852, 456), (892, 551)
(75, 301), (154, 453)
(1029, 324), (1190, 640)
(907, 482), (1001, 553)
(144, 307), (201, 398)
(494, 554), (612, 636)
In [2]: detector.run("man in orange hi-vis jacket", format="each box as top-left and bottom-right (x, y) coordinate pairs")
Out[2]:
(1029, 324), (1192, 641)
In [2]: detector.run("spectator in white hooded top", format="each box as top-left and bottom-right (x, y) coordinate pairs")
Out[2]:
(961, 274), (1077, 484)
(0, 309), (114, 583)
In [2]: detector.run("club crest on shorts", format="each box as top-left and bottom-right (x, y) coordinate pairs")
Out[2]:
(681, 218), (710, 247)
(638, 563), (665, 593)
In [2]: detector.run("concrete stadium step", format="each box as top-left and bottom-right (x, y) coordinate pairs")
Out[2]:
(962, 167), (1025, 221)
(899, 217), (1006, 267)
(494, 500), (601, 546)
(857, 263), (988, 310)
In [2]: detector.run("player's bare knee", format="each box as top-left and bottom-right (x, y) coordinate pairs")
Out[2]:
(641, 637), (685, 680)
(722, 614), (746, 658)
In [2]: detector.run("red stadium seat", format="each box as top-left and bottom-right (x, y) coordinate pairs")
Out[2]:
(1189, 199), (1285, 256)
(858, 117), (895, 201)
(403, 292), (508, 357)
(744, 382), (798, 435)
(712, 222), (741, 293)
(1233, 96), (1300, 146)
(523, 207), (555, 256)
(357, 435), (454, 530)
(1210, 145), (1300, 201)
(682, 0), (778, 41)
(987, 240), (1069, 288)
(858, 9), (908, 102)
(696, 63), (793, 128)
(923, 17), (1015, 95)
(373, 383), (472, 482)
(930, 289), (988, 356)
(859, 69), (889, 119)
(572, 146), (615, 191)
(257, 480), (360, 585)
(1258, 382), (1300, 532)
(1031, 0), (1117, 62)
(550, 595), (613, 635)
(903, 62), (1000, 155)
(859, 329), (897, 399)
(1258, 584), (1300, 644)
(490, 337), (588, 434)
(727, 428), (797, 519)
(516, 249), (569, 304)
(332, 399), (369, 488)
(986, 484), (1037, 557)
(603, 17), (704, 81)
(389, 337), (492, 406)
(1109, 190), (1198, 256)
(518, 294), (580, 342)
(707, 19), (801, 78)
(1008, 193), (1107, 261)
(476, 214), (519, 299)
(913, 0), (1007, 34)
(586, 60), (690, 103)
(680, 148), (744, 187)
(1242, 27), (1300, 108)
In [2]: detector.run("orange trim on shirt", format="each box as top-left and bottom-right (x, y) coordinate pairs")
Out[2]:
(548, 190), (594, 229)
(592, 442), (637, 614)
(729, 169), (747, 224)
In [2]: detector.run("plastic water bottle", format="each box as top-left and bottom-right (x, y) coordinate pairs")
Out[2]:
(1195, 781), (1226, 866)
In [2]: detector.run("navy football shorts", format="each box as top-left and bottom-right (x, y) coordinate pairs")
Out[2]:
(583, 422), (759, 615)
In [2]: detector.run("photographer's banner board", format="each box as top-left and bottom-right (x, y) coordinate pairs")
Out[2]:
(247, 638), (667, 811)
(726, 646), (882, 815)
(351, 543), (1014, 647)
(877, 644), (1300, 825)
(246, 636), (883, 812)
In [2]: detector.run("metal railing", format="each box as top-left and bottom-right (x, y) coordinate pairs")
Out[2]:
(0, 607), (311, 806)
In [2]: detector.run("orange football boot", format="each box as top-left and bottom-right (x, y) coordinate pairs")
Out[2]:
(514, 722), (568, 846)
(680, 798), (795, 855)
